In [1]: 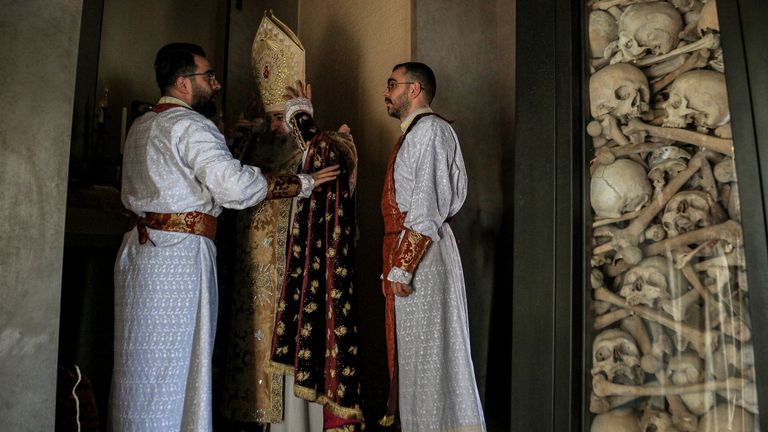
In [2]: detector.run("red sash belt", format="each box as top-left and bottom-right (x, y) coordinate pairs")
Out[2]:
(126, 210), (217, 245)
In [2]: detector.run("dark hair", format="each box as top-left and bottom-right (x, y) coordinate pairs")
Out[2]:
(393, 62), (436, 104)
(154, 43), (206, 93)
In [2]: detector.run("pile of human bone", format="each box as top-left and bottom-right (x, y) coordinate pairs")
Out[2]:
(587, 0), (758, 431)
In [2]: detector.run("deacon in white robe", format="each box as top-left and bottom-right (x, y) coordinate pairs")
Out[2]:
(110, 95), (329, 431)
(381, 62), (486, 432)
(110, 44), (339, 431)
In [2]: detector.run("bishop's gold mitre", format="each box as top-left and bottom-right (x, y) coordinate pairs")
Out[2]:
(252, 11), (305, 113)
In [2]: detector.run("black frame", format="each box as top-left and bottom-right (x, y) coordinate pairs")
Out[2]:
(511, 0), (768, 430)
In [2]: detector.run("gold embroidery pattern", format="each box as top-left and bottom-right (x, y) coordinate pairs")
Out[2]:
(221, 200), (285, 422)
(393, 228), (432, 273)
(265, 173), (302, 199)
(220, 120), (300, 422)
(270, 128), (363, 422)
(132, 211), (217, 243)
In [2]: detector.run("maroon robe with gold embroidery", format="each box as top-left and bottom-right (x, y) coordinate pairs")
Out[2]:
(270, 111), (363, 427)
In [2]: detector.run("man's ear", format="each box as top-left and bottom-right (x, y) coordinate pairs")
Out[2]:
(175, 76), (190, 95)
(410, 82), (422, 100)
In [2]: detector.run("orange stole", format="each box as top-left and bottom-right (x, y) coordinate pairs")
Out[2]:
(378, 112), (439, 426)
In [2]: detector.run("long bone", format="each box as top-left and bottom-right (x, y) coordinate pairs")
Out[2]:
(603, 220), (741, 277)
(660, 287), (701, 322)
(697, 152), (719, 202)
(673, 240), (718, 269)
(594, 308), (633, 329)
(655, 373), (699, 432)
(622, 316), (661, 373)
(622, 118), (734, 156)
(594, 287), (718, 357)
(593, 209), (642, 228)
(681, 263), (751, 343)
(592, 152), (706, 263)
(592, 374), (749, 397)
(643, 220), (742, 258)
(635, 33), (720, 67)
(645, 55), (687, 78)
(592, 224), (666, 264)
(650, 48), (709, 95)
(588, 115), (631, 147)
(594, 141), (666, 166)
(589, 393), (643, 414)
(620, 316), (697, 431)
(693, 248), (746, 272)
(648, 320), (672, 359)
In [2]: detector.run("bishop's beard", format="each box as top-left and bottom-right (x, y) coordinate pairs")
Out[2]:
(242, 127), (303, 175)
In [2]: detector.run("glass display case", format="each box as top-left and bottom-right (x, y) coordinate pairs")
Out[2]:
(511, 0), (768, 431)
(585, 1), (758, 430)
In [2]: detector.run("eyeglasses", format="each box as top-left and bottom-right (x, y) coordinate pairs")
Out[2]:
(386, 80), (415, 92)
(181, 70), (217, 83)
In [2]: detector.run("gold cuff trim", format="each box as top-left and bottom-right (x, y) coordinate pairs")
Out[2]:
(265, 174), (302, 199)
(393, 228), (432, 273)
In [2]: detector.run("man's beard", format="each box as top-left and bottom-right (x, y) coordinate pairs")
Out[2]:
(190, 81), (218, 118)
(242, 127), (302, 174)
(386, 92), (410, 119)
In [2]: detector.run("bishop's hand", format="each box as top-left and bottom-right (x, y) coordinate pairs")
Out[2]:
(284, 80), (312, 101)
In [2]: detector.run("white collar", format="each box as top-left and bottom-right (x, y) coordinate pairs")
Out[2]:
(400, 106), (433, 132)
(157, 95), (192, 109)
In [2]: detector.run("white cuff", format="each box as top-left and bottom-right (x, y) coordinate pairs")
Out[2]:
(285, 97), (314, 130)
(386, 266), (412, 285)
(297, 174), (315, 198)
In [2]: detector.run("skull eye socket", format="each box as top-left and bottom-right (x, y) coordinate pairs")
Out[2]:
(595, 346), (611, 361)
(621, 342), (637, 356)
(615, 86), (632, 101)
(646, 273), (667, 289)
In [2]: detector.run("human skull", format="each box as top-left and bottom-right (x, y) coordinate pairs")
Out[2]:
(590, 10), (618, 59)
(619, 256), (683, 309)
(591, 329), (644, 385)
(668, 353), (715, 415)
(591, 158), (653, 218)
(697, 0), (719, 37)
(592, 407), (641, 432)
(663, 70), (730, 129)
(590, 63), (650, 122)
(640, 408), (679, 432)
(661, 190), (726, 237)
(648, 146), (692, 192)
(617, 2), (683, 62)
(697, 404), (755, 432)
